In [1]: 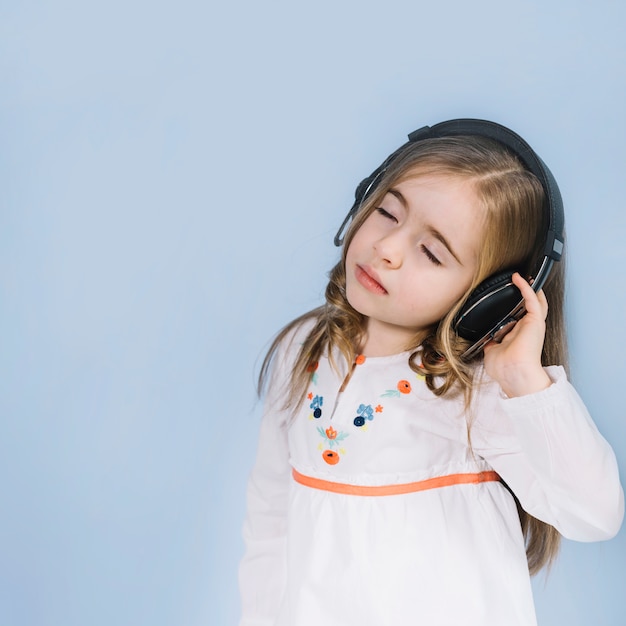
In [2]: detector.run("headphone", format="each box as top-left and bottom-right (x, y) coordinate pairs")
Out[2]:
(334, 119), (565, 359)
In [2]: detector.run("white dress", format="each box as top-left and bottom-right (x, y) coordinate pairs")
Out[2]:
(239, 327), (624, 626)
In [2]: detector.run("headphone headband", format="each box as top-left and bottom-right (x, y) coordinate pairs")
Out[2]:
(334, 118), (565, 359)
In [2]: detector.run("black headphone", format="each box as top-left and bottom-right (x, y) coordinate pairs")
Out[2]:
(334, 119), (565, 359)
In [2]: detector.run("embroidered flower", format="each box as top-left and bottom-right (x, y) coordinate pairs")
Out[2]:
(355, 354), (366, 365)
(309, 394), (323, 419)
(307, 392), (314, 400)
(316, 417), (348, 465)
(317, 425), (348, 448)
(398, 380), (411, 394)
(381, 380), (412, 398)
(353, 403), (374, 427)
(323, 450), (340, 465)
(306, 361), (320, 384)
(375, 404), (383, 413)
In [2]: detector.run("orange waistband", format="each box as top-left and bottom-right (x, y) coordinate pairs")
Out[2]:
(292, 468), (500, 497)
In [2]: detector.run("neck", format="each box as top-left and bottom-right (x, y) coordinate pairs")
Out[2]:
(360, 319), (422, 357)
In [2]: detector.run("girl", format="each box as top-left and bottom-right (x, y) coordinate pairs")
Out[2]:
(239, 119), (624, 626)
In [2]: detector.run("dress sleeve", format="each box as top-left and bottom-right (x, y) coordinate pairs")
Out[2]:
(471, 366), (624, 542)
(238, 331), (300, 626)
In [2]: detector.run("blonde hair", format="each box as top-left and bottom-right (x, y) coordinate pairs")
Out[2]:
(259, 135), (567, 574)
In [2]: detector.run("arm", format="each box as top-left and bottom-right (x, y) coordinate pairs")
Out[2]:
(473, 368), (624, 541)
(238, 333), (299, 626)
(475, 273), (624, 540)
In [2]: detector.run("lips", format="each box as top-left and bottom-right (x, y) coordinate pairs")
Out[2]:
(355, 265), (387, 294)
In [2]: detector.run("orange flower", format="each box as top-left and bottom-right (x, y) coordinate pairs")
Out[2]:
(307, 392), (314, 400)
(325, 426), (337, 440)
(323, 450), (340, 465)
(397, 380), (412, 394)
(355, 354), (366, 365)
(306, 361), (319, 373)
(375, 404), (383, 413)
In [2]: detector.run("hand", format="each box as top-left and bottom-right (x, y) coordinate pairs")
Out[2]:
(482, 272), (552, 398)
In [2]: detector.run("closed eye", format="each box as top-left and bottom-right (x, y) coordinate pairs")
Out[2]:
(421, 244), (441, 266)
(376, 207), (397, 222)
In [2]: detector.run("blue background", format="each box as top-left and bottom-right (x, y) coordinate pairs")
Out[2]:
(1, 1), (625, 624)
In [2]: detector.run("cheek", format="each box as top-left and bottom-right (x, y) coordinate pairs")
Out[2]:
(344, 230), (358, 259)
(409, 273), (471, 316)
(345, 242), (355, 265)
(346, 226), (368, 256)
(435, 274), (474, 316)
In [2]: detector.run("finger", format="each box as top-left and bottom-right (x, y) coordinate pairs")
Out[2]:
(535, 288), (549, 319)
(482, 339), (497, 355)
(511, 271), (533, 295)
(511, 272), (545, 317)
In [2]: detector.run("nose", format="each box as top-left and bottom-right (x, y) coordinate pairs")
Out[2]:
(374, 231), (404, 269)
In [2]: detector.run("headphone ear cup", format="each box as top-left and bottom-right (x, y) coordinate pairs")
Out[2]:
(454, 271), (522, 342)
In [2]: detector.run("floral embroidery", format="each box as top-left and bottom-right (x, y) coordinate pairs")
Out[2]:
(381, 379), (412, 398)
(322, 450), (340, 465)
(355, 354), (366, 365)
(325, 426), (338, 439)
(307, 361), (319, 385)
(398, 380), (412, 394)
(318, 425), (348, 444)
(317, 425), (349, 464)
(311, 395), (324, 418)
(308, 394), (324, 419)
(375, 404), (383, 413)
(353, 403), (374, 427)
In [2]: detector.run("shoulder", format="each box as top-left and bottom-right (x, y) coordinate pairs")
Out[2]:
(261, 313), (319, 402)
(272, 314), (318, 363)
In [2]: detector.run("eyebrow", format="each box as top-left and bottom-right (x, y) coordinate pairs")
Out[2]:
(388, 188), (464, 265)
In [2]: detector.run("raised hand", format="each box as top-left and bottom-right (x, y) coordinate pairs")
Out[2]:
(482, 272), (552, 398)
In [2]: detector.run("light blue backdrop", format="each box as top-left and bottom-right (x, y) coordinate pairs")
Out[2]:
(1, 1), (624, 624)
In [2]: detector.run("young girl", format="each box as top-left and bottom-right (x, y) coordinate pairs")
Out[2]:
(239, 119), (624, 626)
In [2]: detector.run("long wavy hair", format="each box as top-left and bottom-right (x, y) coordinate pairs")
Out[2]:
(259, 135), (567, 574)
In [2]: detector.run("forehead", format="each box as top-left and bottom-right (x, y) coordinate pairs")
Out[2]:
(391, 171), (483, 215)
(390, 172), (487, 258)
